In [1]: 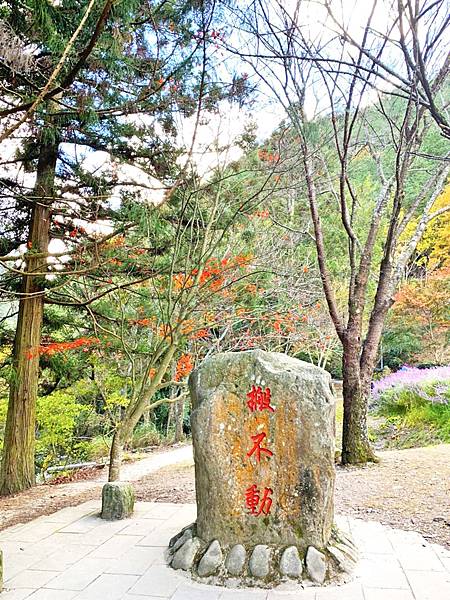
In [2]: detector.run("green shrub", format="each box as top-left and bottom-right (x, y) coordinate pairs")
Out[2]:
(377, 382), (450, 445)
(35, 388), (89, 471)
(129, 422), (163, 449)
(85, 435), (111, 461)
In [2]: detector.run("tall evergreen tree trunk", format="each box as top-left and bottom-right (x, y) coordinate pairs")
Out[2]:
(0, 134), (59, 496)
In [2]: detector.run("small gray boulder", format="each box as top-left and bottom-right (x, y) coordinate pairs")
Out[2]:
(280, 546), (302, 578)
(171, 527), (193, 553)
(101, 482), (134, 520)
(306, 546), (327, 583)
(225, 544), (246, 576)
(249, 545), (270, 578)
(172, 537), (201, 571)
(198, 540), (223, 576)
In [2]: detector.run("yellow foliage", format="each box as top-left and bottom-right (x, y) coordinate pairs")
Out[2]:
(418, 183), (450, 270)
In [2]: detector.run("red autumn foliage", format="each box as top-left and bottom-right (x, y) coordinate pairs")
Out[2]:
(27, 337), (100, 359)
(172, 254), (253, 292)
(190, 328), (210, 340)
(257, 149), (280, 164)
(175, 354), (194, 381)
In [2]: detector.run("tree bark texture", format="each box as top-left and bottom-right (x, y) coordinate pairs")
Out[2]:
(108, 430), (123, 482)
(174, 396), (185, 443)
(341, 338), (377, 465)
(0, 135), (58, 495)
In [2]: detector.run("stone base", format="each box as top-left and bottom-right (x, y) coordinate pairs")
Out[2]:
(101, 482), (135, 520)
(167, 523), (358, 588)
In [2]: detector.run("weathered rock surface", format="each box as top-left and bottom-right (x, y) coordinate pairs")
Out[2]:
(198, 540), (223, 576)
(172, 537), (201, 571)
(306, 546), (327, 583)
(225, 544), (246, 575)
(280, 546), (302, 578)
(190, 350), (336, 550)
(0, 549), (3, 591)
(166, 350), (355, 587)
(249, 545), (271, 578)
(101, 482), (134, 520)
(171, 527), (193, 553)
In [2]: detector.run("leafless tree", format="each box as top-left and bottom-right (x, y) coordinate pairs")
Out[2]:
(226, 0), (450, 463)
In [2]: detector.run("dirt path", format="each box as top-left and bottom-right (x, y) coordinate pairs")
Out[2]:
(335, 445), (450, 547)
(0, 444), (192, 532)
(1, 444), (448, 549)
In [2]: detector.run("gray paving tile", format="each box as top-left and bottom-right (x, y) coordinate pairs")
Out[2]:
(58, 515), (103, 534)
(6, 569), (59, 590)
(27, 590), (78, 599)
(43, 521), (125, 549)
(120, 596), (167, 600)
(2, 503), (449, 600)
(394, 543), (445, 571)
(0, 590), (35, 599)
(405, 569), (450, 600)
(363, 589), (415, 600)
(355, 554), (410, 588)
(117, 519), (166, 537)
(267, 590), (316, 600)
(29, 544), (97, 571)
(170, 583), (221, 600)
(221, 589), (268, 599)
(4, 522), (59, 544)
(138, 504), (181, 520)
(74, 573), (139, 599)
(0, 541), (31, 556)
(43, 558), (112, 591)
(1, 553), (41, 582)
(36, 533), (95, 549)
(104, 546), (166, 575)
(315, 581), (364, 599)
(88, 534), (144, 559)
(127, 565), (180, 596)
(136, 529), (180, 547)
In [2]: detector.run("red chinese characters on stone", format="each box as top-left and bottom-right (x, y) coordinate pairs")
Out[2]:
(245, 484), (273, 516)
(244, 383), (275, 517)
(246, 431), (273, 463)
(246, 385), (275, 413)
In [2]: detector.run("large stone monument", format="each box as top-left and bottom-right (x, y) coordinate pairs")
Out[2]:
(167, 350), (357, 586)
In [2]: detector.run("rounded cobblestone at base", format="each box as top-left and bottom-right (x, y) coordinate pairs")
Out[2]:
(249, 545), (271, 578)
(280, 546), (302, 578)
(225, 544), (246, 576)
(166, 526), (358, 588)
(198, 540), (223, 576)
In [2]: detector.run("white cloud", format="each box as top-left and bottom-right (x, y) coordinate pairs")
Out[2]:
(81, 150), (166, 207)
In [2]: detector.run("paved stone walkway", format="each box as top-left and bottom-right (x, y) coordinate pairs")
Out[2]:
(0, 501), (449, 600)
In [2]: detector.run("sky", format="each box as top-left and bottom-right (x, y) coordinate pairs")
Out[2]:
(1, 1), (447, 231)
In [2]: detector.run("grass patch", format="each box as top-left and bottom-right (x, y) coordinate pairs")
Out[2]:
(375, 381), (450, 448)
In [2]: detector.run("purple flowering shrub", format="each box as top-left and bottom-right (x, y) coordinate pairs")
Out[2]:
(373, 366), (450, 445)
(372, 365), (450, 405)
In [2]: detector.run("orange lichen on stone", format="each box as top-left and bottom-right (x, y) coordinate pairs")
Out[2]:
(190, 350), (336, 548)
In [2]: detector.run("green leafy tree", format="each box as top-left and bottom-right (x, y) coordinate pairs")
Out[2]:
(0, 0), (248, 494)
